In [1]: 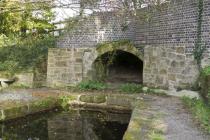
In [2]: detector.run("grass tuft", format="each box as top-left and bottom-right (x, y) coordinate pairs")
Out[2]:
(119, 83), (143, 93)
(76, 81), (108, 91)
(182, 96), (210, 133)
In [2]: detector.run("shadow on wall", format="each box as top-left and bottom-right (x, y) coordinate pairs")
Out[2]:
(93, 50), (143, 84)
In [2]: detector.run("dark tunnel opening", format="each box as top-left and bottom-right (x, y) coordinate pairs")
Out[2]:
(93, 50), (143, 84)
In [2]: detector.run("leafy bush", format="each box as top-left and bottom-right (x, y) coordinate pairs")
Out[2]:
(0, 36), (56, 74)
(208, 90), (210, 104)
(182, 97), (210, 133)
(76, 81), (108, 90)
(200, 66), (210, 104)
(119, 83), (143, 93)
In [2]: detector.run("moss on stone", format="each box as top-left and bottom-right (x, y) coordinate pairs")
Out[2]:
(201, 66), (210, 76)
(29, 97), (58, 113)
(96, 40), (133, 53)
(58, 95), (77, 108)
(0, 104), (29, 121)
(79, 94), (106, 103)
(96, 40), (144, 61)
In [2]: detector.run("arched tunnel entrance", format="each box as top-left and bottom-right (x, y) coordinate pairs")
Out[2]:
(93, 50), (143, 84)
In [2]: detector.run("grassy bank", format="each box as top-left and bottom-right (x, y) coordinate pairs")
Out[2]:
(182, 97), (210, 133)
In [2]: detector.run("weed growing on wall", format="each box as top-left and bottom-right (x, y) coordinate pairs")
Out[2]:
(194, 0), (205, 70)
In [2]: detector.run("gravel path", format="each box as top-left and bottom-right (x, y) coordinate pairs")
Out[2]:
(146, 96), (210, 140)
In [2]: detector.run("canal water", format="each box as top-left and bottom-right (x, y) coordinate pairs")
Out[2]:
(0, 109), (131, 140)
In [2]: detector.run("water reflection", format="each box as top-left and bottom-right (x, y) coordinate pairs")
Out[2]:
(0, 109), (130, 140)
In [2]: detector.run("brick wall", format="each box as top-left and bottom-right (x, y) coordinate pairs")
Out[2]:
(57, 12), (136, 48)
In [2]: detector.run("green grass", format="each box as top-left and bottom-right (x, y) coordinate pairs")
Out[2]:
(201, 66), (210, 76)
(182, 97), (210, 133)
(119, 83), (143, 93)
(76, 80), (108, 91)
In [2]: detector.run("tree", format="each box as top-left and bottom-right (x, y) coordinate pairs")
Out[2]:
(0, 0), (55, 45)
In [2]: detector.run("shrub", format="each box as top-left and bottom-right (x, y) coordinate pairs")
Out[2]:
(182, 97), (210, 133)
(200, 66), (210, 104)
(119, 83), (143, 93)
(0, 36), (56, 75)
(76, 81), (108, 90)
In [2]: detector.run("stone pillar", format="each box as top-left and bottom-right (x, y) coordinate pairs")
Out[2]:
(47, 48), (94, 87)
(47, 48), (82, 87)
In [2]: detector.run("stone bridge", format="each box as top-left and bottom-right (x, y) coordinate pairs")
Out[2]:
(47, 0), (210, 90)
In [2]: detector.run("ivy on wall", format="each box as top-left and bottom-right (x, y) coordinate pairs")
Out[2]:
(194, 0), (205, 71)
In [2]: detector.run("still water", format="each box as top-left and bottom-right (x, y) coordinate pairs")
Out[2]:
(0, 109), (131, 140)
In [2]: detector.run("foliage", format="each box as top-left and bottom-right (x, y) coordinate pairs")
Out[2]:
(0, 36), (56, 74)
(201, 66), (210, 76)
(182, 97), (210, 133)
(59, 95), (76, 109)
(76, 80), (108, 90)
(208, 90), (210, 103)
(200, 66), (210, 103)
(119, 83), (143, 93)
(0, 0), (55, 39)
(0, 0), (56, 75)
(194, 0), (205, 70)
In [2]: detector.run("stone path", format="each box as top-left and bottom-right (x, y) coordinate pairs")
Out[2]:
(0, 91), (34, 102)
(144, 95), (210, 140)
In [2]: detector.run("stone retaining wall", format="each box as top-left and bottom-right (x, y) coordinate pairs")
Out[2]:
(144, 45), (199, 89)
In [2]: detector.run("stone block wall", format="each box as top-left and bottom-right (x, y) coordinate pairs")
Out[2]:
(143, 45), (199, 89)
(15, 73), (34, 88)
(47, 48), (85, 87)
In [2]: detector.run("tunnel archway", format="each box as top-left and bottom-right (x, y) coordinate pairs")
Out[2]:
(93, 50), (143, 84)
